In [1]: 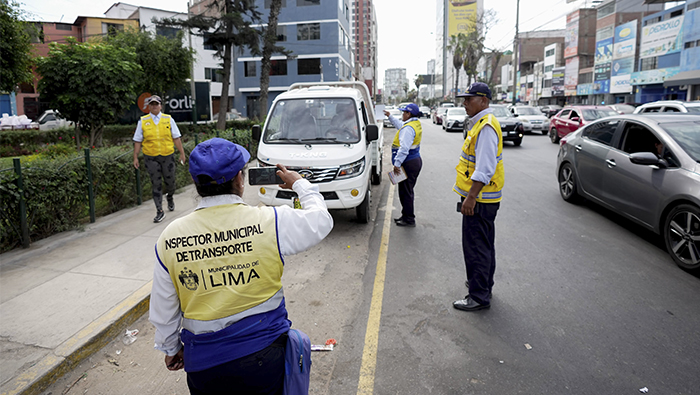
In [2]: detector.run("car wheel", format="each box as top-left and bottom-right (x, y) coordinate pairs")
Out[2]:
(664, 204), (700, 271)
(371, 156), (382, 185)
(550, 128), (560, 144)
(558, 163), (580, 203)
(542, 129), (548, 135)
(513, 137), (522, 146)
(356, 186), (371, 224)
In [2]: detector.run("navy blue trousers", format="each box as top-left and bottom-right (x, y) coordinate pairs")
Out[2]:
(462, 202), (500, 305)
(398, 156), (422, 223)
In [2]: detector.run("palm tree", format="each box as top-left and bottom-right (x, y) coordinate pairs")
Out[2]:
(447, 33), (467, 103)
(462, 28), (484, 86)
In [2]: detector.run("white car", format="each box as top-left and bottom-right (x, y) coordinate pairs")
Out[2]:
(633, 100), (700, 114)
(383, 108), (402, 128)
(511, 106), (550, 135)
(37, 110), (73, 131)
(443, 107), (468, 132)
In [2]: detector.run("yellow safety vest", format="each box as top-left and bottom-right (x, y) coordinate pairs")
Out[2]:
(141, 114), (175, 156)
(156, 204), (284, 321)
(453, 113), (504, 203)
(392, 119), (422, 148)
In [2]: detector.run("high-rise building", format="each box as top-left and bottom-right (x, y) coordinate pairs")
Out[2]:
(384, 68), (407, 104)
(351, 0), (378, 98)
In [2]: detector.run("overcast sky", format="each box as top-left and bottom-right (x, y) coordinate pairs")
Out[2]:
(19, 0), (627, 88)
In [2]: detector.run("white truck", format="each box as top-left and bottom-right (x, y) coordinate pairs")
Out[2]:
(251, 81), (383, 223)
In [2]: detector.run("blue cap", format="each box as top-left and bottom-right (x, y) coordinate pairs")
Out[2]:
(457, 82), (492, 100)
(399, 103), (421, 116)
(189, 138), (250, 185)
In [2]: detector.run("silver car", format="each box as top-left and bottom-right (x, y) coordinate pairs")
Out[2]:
(556, 114), (700, 271)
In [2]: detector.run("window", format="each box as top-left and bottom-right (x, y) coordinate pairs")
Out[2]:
(583, 120), (618, 146)
(689, 1), (700, 11)
(640, 57), (657, 71)
(662, 106), (680, 112)
(297, 0), (320, 5)
(102, 22), (123, 36)
(270, 59), (287, 76)
(544, 79), (552, 88)
(205, 68), (225, 82)
(596, 26), (613, 41)
(297, 23), (320, 40)
(156, 26), (180, 39)
(55, 23), (72, 31)
(298, 58), (321, 75)
(669, 9), (683, 18)
(545, 65), (553, 73)
(559, 109), (571, 118)
(203, 33), (222, 51)
(619, 122), (661, 155)
(265, 0), (286, 7)
(277, 25), (287, 41)
(685, 41), (696, 49)
(597, 2), (615, 19)
(244, 61), (256, 77)
(579, 72), (593, 84)
(644, 16), (661, 26)
(546, 48), (555, 57)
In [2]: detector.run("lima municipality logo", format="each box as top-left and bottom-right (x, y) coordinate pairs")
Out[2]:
(179, 267), (200, 291)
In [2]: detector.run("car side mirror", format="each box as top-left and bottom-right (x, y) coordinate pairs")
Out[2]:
(512, 114), (519, 117)
(629, 152), (667, 169)
(571, 117), (580, 123)
(252, 125), (261, 141)
(366, 124), (378, 142)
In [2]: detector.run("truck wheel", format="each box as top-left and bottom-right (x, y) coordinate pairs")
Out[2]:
(356, 188), (371, 223)
(371, 157), (382, 185)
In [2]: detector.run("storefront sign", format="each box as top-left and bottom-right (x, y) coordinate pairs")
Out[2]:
(640, 15), (683, 59)
(595, 38), (613, 66)
(630, 67), (681, 85)
(577, 83), (593, 95)
(565, 57), (579, 96)
(610, 75), (632, 93)
(565, 11), (580, 58)
(613, 20), (637, 60)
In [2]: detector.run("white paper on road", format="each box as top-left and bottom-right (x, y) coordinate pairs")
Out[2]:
(375, 105), (385, 120)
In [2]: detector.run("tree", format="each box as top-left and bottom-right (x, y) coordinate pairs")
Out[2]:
(447, 33), (467, 104)
(462, 10), (498, 87)
(0, 1), (34, 93)
(101, 28), (194, 97)
(158, 0), (261, 130)
(37, 38), (142, 147)
(258, 0), (292, 118)
(414, 75), (423, 90)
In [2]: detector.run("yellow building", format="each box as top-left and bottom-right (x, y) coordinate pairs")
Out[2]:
(73, 16), (139, 42)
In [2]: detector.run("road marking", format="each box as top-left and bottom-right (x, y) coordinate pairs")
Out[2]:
(356, 185), (394, 395)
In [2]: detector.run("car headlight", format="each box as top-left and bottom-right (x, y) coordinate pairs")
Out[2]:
(337, 158), (365, 179)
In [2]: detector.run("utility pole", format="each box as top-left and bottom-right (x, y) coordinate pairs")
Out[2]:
(187, 1), (197, 126)
(511, 0), (520, 104)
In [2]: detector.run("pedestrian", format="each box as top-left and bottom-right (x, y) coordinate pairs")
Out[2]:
(451, 83), (504, 312)
(133, 95), (187, 223)
(149, 138), (333, 394)
(384, 103), (423, 227)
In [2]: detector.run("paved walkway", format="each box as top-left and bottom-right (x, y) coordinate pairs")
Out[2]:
(0, 183), (260, 395)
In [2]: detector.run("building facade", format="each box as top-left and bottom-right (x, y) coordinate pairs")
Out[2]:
(383, 68), (407, 104)
(351, 0), (378, 98)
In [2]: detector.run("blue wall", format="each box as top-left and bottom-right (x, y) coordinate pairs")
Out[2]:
(681, 6), (700, 72)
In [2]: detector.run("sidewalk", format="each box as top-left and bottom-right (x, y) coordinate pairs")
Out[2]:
(0, 183), (259, 395)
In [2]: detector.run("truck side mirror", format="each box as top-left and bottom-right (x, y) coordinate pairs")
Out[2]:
(366, 124), (378, 142)
(252, 125), (261, 141)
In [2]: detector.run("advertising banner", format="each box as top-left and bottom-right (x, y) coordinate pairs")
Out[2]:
(613, 20), (637, 60)
(592, 80), (610, 95)
(640, 15), (684, 59)
(594, 62), (612, 82)
(610, 75), (632, 94)
(595, 38), (613, 66)
(565, 11), (580, 58)
(448, 0), (478, 36)
(552, 66), (565, 96)
(630, 67), (680, 85)
(611, 57), (634, 77)
(577, 83), (593, 95)
(565, 57), (579, 96)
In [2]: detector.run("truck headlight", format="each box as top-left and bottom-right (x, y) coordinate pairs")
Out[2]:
(337, 158), (365, 179)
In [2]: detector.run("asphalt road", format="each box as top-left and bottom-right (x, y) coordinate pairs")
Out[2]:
(42, 119), (700, 395)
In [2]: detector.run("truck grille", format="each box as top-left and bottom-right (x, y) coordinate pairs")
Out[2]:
(285, 166), (339, 183)
(277, 190), (339, 200)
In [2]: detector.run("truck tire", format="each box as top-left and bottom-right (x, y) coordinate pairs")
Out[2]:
(356, 187), (371, 223)
(371, 157), (382, 185)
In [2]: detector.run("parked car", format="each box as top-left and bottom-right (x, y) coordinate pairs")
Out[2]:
(37, 110), (73, 131)
(383, 108), (402, 128)
(510, 105), (550, 134)
(608, 103), (637, 114)
(633, 100), (700, 114)
(549, 105), (618, 143)
(540, 105), (562, 118)
(466, 104), (524, 146)
(433, 107), (450, 125)
(443, 107), (468, 132)
(419, 106), (431, 118)
(556, 114), (700, 271)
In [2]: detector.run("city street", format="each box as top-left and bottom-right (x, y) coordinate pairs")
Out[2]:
(42, 119), (700, 395)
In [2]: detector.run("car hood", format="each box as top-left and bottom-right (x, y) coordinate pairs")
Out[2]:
(518, 115), (549, 122)
(446, 115), (466, 121)
(495, 117), (518, 126)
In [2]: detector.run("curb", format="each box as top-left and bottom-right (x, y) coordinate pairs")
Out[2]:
(1, 282), (152, 395)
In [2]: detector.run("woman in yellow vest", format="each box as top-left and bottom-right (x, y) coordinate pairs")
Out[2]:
(132, 95), (187, 223)
(452, 83), (504, 312)
(149, 138), (333, 394)
(384, 103), (423, 227)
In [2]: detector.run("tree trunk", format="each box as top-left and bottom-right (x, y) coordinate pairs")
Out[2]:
(454, 68), (460, 104)
(217, 12), (234, 131)
(259, 0), (282, 117)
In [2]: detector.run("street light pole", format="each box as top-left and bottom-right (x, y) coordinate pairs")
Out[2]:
(511, 0), (520, 104)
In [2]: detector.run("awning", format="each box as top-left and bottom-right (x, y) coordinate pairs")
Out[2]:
(663, 70), (700, 87)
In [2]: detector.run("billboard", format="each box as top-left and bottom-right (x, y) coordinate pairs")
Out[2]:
(448, 0), (478, 37)
(610, 75), (632, 94)
(565, 11), (580, 58)
(640, 15), (684, 59)
(631, 67), (681, 85)
(595, 38), (613, 66)
(613, 20), (637, 60)
(552, 67), (565, 96)
(611, 57), (634, 77)
(565, 57), (579, 96)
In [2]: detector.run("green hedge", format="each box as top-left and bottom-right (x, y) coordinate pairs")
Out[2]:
(0, 128), (257, 253)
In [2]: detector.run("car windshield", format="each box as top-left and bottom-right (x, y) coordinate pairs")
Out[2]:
(263, 98), (360, 144)
(491, 107), (512, 117)
(582, 109), (618, 120)
(686, 106), (700, 113)
(612, 104), (635, 114)
(515, 107), (541, 115)
(659, 121), (700, 162)
(448, 108), (466, 115)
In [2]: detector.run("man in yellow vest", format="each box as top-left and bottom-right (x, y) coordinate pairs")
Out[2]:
(133, 95), (187, 223)
(384, 103), (423, 227)
(149, 138), (333, 393)
(452, 83), (504, 312)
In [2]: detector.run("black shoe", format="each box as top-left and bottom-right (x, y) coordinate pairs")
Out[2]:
(167, 200), (175, 212)
(395, 219), (415, 227)
(393, 217), (404, 223)
(154, 210), (166, 223)
(453, 296), (490, 311)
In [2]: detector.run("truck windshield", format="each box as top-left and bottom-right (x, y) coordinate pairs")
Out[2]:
(263, 98), (361, 144)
